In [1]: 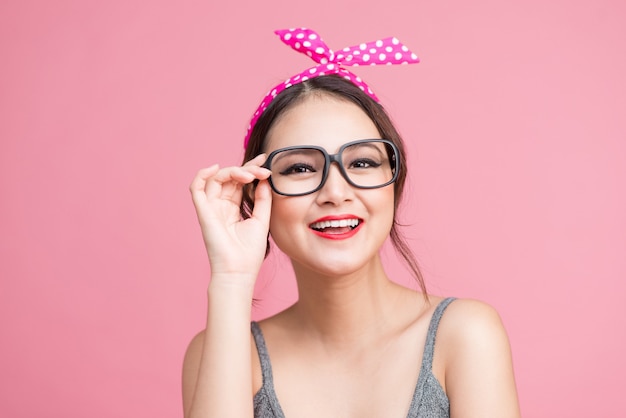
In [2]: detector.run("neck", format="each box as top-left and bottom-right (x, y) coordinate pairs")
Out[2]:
(289, 256), (403, 349)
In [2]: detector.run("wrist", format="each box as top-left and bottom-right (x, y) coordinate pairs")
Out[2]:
(206, 278), (256, 321)
(208, 275), (257, 295)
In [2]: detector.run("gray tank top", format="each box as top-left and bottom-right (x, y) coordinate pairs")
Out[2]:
(251, 297), (455, 418)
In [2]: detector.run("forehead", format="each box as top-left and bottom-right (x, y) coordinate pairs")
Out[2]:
(264, 95), (381, 153)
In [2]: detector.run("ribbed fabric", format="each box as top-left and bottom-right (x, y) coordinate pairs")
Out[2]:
(251, 297), (456, 418)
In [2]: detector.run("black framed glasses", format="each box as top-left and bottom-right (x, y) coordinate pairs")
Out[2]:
(262, 139), (400, 196)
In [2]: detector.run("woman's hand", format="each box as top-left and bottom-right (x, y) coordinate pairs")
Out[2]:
(189, 154), (272, 285)
(185, 154), (271, 418)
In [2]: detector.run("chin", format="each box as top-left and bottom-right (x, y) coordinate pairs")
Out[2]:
(291, 251), (379, 278)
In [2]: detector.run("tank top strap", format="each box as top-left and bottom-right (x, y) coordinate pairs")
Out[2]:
(422, 297), (457, 371)
(251, 322), (286, 417)
(406, 297), (456, 417)
(250, 321), (285, 418)
(251, 321), (274, 385)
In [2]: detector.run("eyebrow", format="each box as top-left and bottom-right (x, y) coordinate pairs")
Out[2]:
(271, 140), (388, 162)
(343, 142), (386, 158)
(271, 148), (321, 164)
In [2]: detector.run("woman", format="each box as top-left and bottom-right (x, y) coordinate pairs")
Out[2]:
(183, 29), (520, 418)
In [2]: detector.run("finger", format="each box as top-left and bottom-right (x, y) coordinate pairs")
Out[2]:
(202, 172), (250, 209)
(189, 163), (270, 210)
(243, 153), (268, 167)
(217, 164), (270, 206)
(251, 179), (272, 226)
(205, 167), (255, 201)
(207, 165), (271, 198)
(190, 164), (219, 189)
(190, 164), (219, 201)
(189, 165), (222, 219)
(243, 154), (272, 179)
(211, 164), (271, 184)
(242, 164), (271, 179)
(189, 164), (258, 204)
(242, 155), (272, 179)
(217, 178), (245, 204)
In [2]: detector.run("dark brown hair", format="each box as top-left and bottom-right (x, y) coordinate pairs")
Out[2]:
(241, 75), (426, 295)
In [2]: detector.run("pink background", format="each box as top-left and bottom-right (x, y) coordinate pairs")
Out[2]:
(1, 0), (625, 417)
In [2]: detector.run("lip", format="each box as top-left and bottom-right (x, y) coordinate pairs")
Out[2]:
(309, 214), (364, 240)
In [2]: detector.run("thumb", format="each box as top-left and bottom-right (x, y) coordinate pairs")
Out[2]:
(251, 180), (272, 227)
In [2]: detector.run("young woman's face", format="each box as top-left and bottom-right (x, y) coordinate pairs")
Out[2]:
(264, 94), (396, 277)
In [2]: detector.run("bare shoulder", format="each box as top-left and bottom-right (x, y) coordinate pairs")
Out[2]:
(182, 327), (264, 415)
(437, 298), (512, 369)
(183, 329), (207, 375)
(181, 330), (205, 413)
(184, 329), (206, 361)
(438, 298), (507, 343)
(436, 299), (521, 417)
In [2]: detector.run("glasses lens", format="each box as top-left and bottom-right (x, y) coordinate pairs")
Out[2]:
(268, 148), (325, 195)
(266, 140), (398, 196)
(341, 140), (395, 187)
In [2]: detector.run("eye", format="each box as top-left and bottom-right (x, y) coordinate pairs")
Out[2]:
(349, 159), (381, 169)
(279, 163), (316, 175)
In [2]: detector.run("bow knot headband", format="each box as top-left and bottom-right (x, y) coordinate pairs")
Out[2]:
(244, 28), (420, 147)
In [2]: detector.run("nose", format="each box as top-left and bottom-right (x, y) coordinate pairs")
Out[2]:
(315, 162), (354, 205)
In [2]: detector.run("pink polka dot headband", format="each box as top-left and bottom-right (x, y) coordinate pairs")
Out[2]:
(243, 28), (420, 148)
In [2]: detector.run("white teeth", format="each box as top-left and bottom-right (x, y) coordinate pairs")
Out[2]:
(310, 219), (360, 230)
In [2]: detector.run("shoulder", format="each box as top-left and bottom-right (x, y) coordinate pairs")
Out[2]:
(435, 298), (521, 417)
(436, 298), (512, 371)
(182, 330), (205, 414)
(183, 329), (208, 376)
(182, 327), (265, 404)
(183, 330), (205, 376)
(182, 326), (261, 373)
(182, 328), (259, 377)
(438, 298), (507, 343)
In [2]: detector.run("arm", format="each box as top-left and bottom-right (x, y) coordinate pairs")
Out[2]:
(182, 156), (272, 418)
(441, 299), (521, 418)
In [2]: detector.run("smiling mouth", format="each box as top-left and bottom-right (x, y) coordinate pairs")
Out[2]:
(309, 218), (361, 233)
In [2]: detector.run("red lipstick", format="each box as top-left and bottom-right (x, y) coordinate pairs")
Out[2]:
(308, 215), (363, 240)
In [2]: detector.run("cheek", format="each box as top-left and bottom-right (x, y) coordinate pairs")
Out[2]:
(268, 195), (301, 240)
(374, 187), (396, 230)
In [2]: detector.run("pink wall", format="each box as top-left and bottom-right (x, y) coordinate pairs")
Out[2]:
(1, 0), (624, 416)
